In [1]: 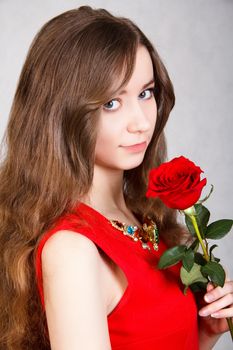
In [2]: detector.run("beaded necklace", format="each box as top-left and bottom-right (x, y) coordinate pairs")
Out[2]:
(109, 216), (159, 251)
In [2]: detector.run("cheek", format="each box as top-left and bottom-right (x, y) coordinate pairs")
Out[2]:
(94, 133), (120, 167)
(96, 114), (124, 145)
(94, 119), (120, 159)
(95, 133), (112, 153)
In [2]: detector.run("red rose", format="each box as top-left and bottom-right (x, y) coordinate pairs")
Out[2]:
(146, 156), (207, 210)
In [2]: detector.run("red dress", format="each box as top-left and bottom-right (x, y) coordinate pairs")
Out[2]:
(35, 202), (199, 349)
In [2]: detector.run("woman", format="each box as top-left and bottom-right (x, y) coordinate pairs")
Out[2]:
(0, 6), (232, 349)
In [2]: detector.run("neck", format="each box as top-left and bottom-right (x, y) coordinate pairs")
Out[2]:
(81, 164), (128, 214)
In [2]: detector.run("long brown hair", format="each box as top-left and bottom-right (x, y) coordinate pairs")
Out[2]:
(0, 6), (184, 349)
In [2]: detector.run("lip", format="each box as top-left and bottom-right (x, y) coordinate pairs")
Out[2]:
(121, 141), (147, 153)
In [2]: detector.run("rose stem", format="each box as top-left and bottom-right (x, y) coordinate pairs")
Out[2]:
(227, 318), (233, 341)
(189, 215), (209, 261)
(190, 216), (233, 341)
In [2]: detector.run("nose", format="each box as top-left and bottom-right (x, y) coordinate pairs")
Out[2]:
(126, 101), (151, 133)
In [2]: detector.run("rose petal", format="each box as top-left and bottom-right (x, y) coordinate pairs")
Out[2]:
(146, 157), (207, 210)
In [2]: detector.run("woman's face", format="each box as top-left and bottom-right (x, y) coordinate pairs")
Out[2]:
(95, 45), (157, 171)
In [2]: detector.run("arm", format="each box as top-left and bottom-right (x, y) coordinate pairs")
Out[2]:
(198, 281), (233, 349)
(41, 230), (112, 350)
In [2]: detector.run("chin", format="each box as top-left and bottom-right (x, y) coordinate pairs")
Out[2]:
(122, 158), (144, 171)
(96, 154), (145, 171)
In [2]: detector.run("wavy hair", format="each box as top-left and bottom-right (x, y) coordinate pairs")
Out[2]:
(0, 6), (185, 349)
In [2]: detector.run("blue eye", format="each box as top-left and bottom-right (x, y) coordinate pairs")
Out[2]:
(139, 88), (154, 100)
(103, 99), (120, 111)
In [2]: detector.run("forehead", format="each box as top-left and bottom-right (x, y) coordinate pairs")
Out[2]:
(117, 46), (154, 94)
(133, 45), (154, 76)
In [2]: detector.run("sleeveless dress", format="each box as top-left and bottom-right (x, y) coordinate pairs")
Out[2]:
(35, 202), (199, 349)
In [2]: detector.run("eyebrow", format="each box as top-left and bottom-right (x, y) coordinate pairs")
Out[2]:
(118, 78), (155, 96)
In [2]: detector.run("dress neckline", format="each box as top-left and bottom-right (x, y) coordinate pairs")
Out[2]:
(77, 201), (142, 228)
(77, 202), (159, 251)
(77, 201), (114, 224)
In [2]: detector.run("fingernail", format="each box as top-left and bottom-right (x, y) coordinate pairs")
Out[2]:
(211, 313), (219, 318)
(199, 309), (208, 317)
(204, 294), (213, 303)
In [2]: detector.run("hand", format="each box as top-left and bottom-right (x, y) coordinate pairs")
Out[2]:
(198, 280), (233, 336)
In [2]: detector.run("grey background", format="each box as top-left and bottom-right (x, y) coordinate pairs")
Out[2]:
(0, 0), (232, 348)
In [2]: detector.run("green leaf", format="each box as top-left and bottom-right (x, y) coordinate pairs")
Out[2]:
(209, 244), (218, 255)
(209, 245), (220, 263)
(182, 250), (195, 272)
(185, 215), (195, 236)
(209, 244), (218, 260)
(185, 204), (210, 238)
(206, 219), (233, 239)
(188, 239), (199, 252)
(180, 263), (208, 290)
(189, 281), (208, 293)
(201, 261), (226, 287)
(213, 256), (220, 263)
(158, 245), (186, 269)
(194, 204), (210, 236)
(194, 252), (207, 266)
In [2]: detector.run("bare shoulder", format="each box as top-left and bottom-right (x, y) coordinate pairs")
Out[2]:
(42, 230), (101, 271)
(41, 230), (111, 350)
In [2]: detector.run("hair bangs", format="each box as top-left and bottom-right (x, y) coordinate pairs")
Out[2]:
(78, 19), (139, 108)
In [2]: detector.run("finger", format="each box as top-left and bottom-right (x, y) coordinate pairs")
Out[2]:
(206, 282), (215, 293)
(199, 294), (233, 317)
(211, 307), (233, 318)
(204, 281), (233, 303)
